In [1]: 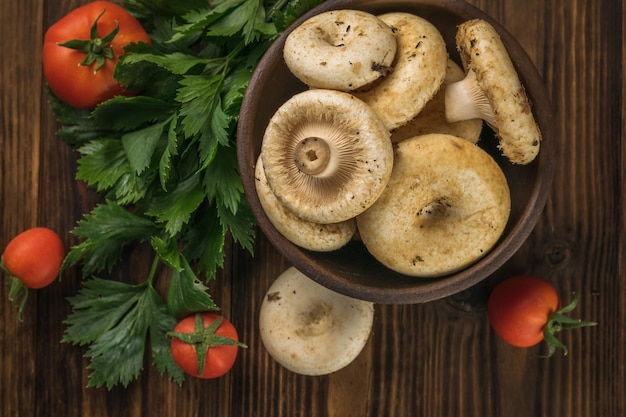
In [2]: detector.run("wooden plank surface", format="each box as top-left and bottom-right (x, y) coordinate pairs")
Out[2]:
(1, 0), (624, 416)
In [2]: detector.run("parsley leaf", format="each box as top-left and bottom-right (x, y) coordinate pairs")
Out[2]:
(202, 144), (244, 214)
(92, 95), (177, 131)
(218, 198), (255, 254)
(64, 201), (160, 277)
(121, 118), (171, 175)
(167, 255), (219, 318)
(63, 278), (184, 388)
(146, 174), (206, 236)
(176, 74), (224, 140)
(182, 204), (227, 279)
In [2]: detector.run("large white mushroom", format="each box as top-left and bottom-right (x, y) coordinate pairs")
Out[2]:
(254, 155), (357, 252)
(357, 133), (511, 277)
(391, 59), (483, 144)
(259, 267), (374, 376)
(283, 9), (397, 92)
(353, 12), (449, 131)
(444, 19), (541, 165)
(261, 88), (394, 224)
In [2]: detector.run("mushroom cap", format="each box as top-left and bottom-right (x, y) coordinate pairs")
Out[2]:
(261, 89), (394, 224)
(391, 59), (483, 144)
(254, 155), (357, 252)
(353, 12), (448, 131)
(453, 18), (541, 164)
(356, 134), (511, 277)
(283, 9), (397, 91)
(259, 266), (374, 376)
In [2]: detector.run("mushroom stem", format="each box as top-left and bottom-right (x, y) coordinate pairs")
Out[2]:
(444, 68), (497, 127)
(294, 137), (332, 176)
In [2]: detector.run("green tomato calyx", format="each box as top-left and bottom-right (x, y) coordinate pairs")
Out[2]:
(1, 257), (29, 321)
(168, 314), (247, 376)
(542, 296), (597, 358)
(57, 8), (119, 72)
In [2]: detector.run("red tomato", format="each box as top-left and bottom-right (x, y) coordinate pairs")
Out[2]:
(170, 313), (245, 379)
(487, 275), (596, 356)
(42, 1), (151, 109)
(487, 276), (559, 347)
(2, 227), (66, 289)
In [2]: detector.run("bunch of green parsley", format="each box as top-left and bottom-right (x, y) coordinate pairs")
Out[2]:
(49, 0), (322, 389)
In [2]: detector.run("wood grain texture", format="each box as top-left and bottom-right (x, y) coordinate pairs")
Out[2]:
(0, 0), (624, 416)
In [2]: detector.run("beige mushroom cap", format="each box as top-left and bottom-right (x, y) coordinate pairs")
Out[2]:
(446, 19), (541, 165)
(283, 9), (397, 91)
(255, 155), (357, 252)
(261, 89), (394, 224)
(356, 134), (511, 277)
(259, 267), (374, 376)
(391, 59), (483, 144)
(354, 12), (448, 131)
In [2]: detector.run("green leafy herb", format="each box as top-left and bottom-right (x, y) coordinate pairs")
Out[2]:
(63, 276), (184, 389)
(55, 0), (323, 389)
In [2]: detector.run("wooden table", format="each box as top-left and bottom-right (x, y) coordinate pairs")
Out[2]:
(1, 0), (623, 416)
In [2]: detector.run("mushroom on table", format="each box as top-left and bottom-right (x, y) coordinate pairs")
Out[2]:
(259, 267), (374, 376)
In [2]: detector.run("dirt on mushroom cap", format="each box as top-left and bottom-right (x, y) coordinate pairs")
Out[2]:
(391, 59), (483, 144)
(283, 9), (397, 92)
(356, 133), (511, 277)
(259, 267), (374, 376)
(261, 89), (394, 224)
(353, 12), (448, 131)
(455, 18), (541, 165)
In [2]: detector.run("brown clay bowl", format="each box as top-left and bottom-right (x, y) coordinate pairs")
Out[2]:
(237, 0), (554, 304)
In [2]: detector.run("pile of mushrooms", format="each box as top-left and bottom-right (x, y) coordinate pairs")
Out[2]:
(256, 10), (541, 274)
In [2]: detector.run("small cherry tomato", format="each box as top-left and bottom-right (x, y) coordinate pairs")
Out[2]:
(2, 227), (66, 320)
(487, 275), (596, 356)
(2, 227), (65, 289)
(169, 313), (246, 379)
(42, 1), (151, 108)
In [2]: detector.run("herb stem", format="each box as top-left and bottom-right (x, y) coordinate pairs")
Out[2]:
(147, 254), (161, 286)
(223, 40), (246, 70)
(266, 0), (289, 22)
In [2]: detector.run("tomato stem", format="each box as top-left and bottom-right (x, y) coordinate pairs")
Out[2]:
(1, 257), (29, 321)
(167, 314), (247, 375)
(8, 277), (29, 321)
(541, 296), (597, 357)
(57, 8), (119, 72)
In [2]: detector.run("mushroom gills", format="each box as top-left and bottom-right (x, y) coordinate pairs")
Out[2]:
(261, 89), (393, 224)
(254, 155), (356, 252)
